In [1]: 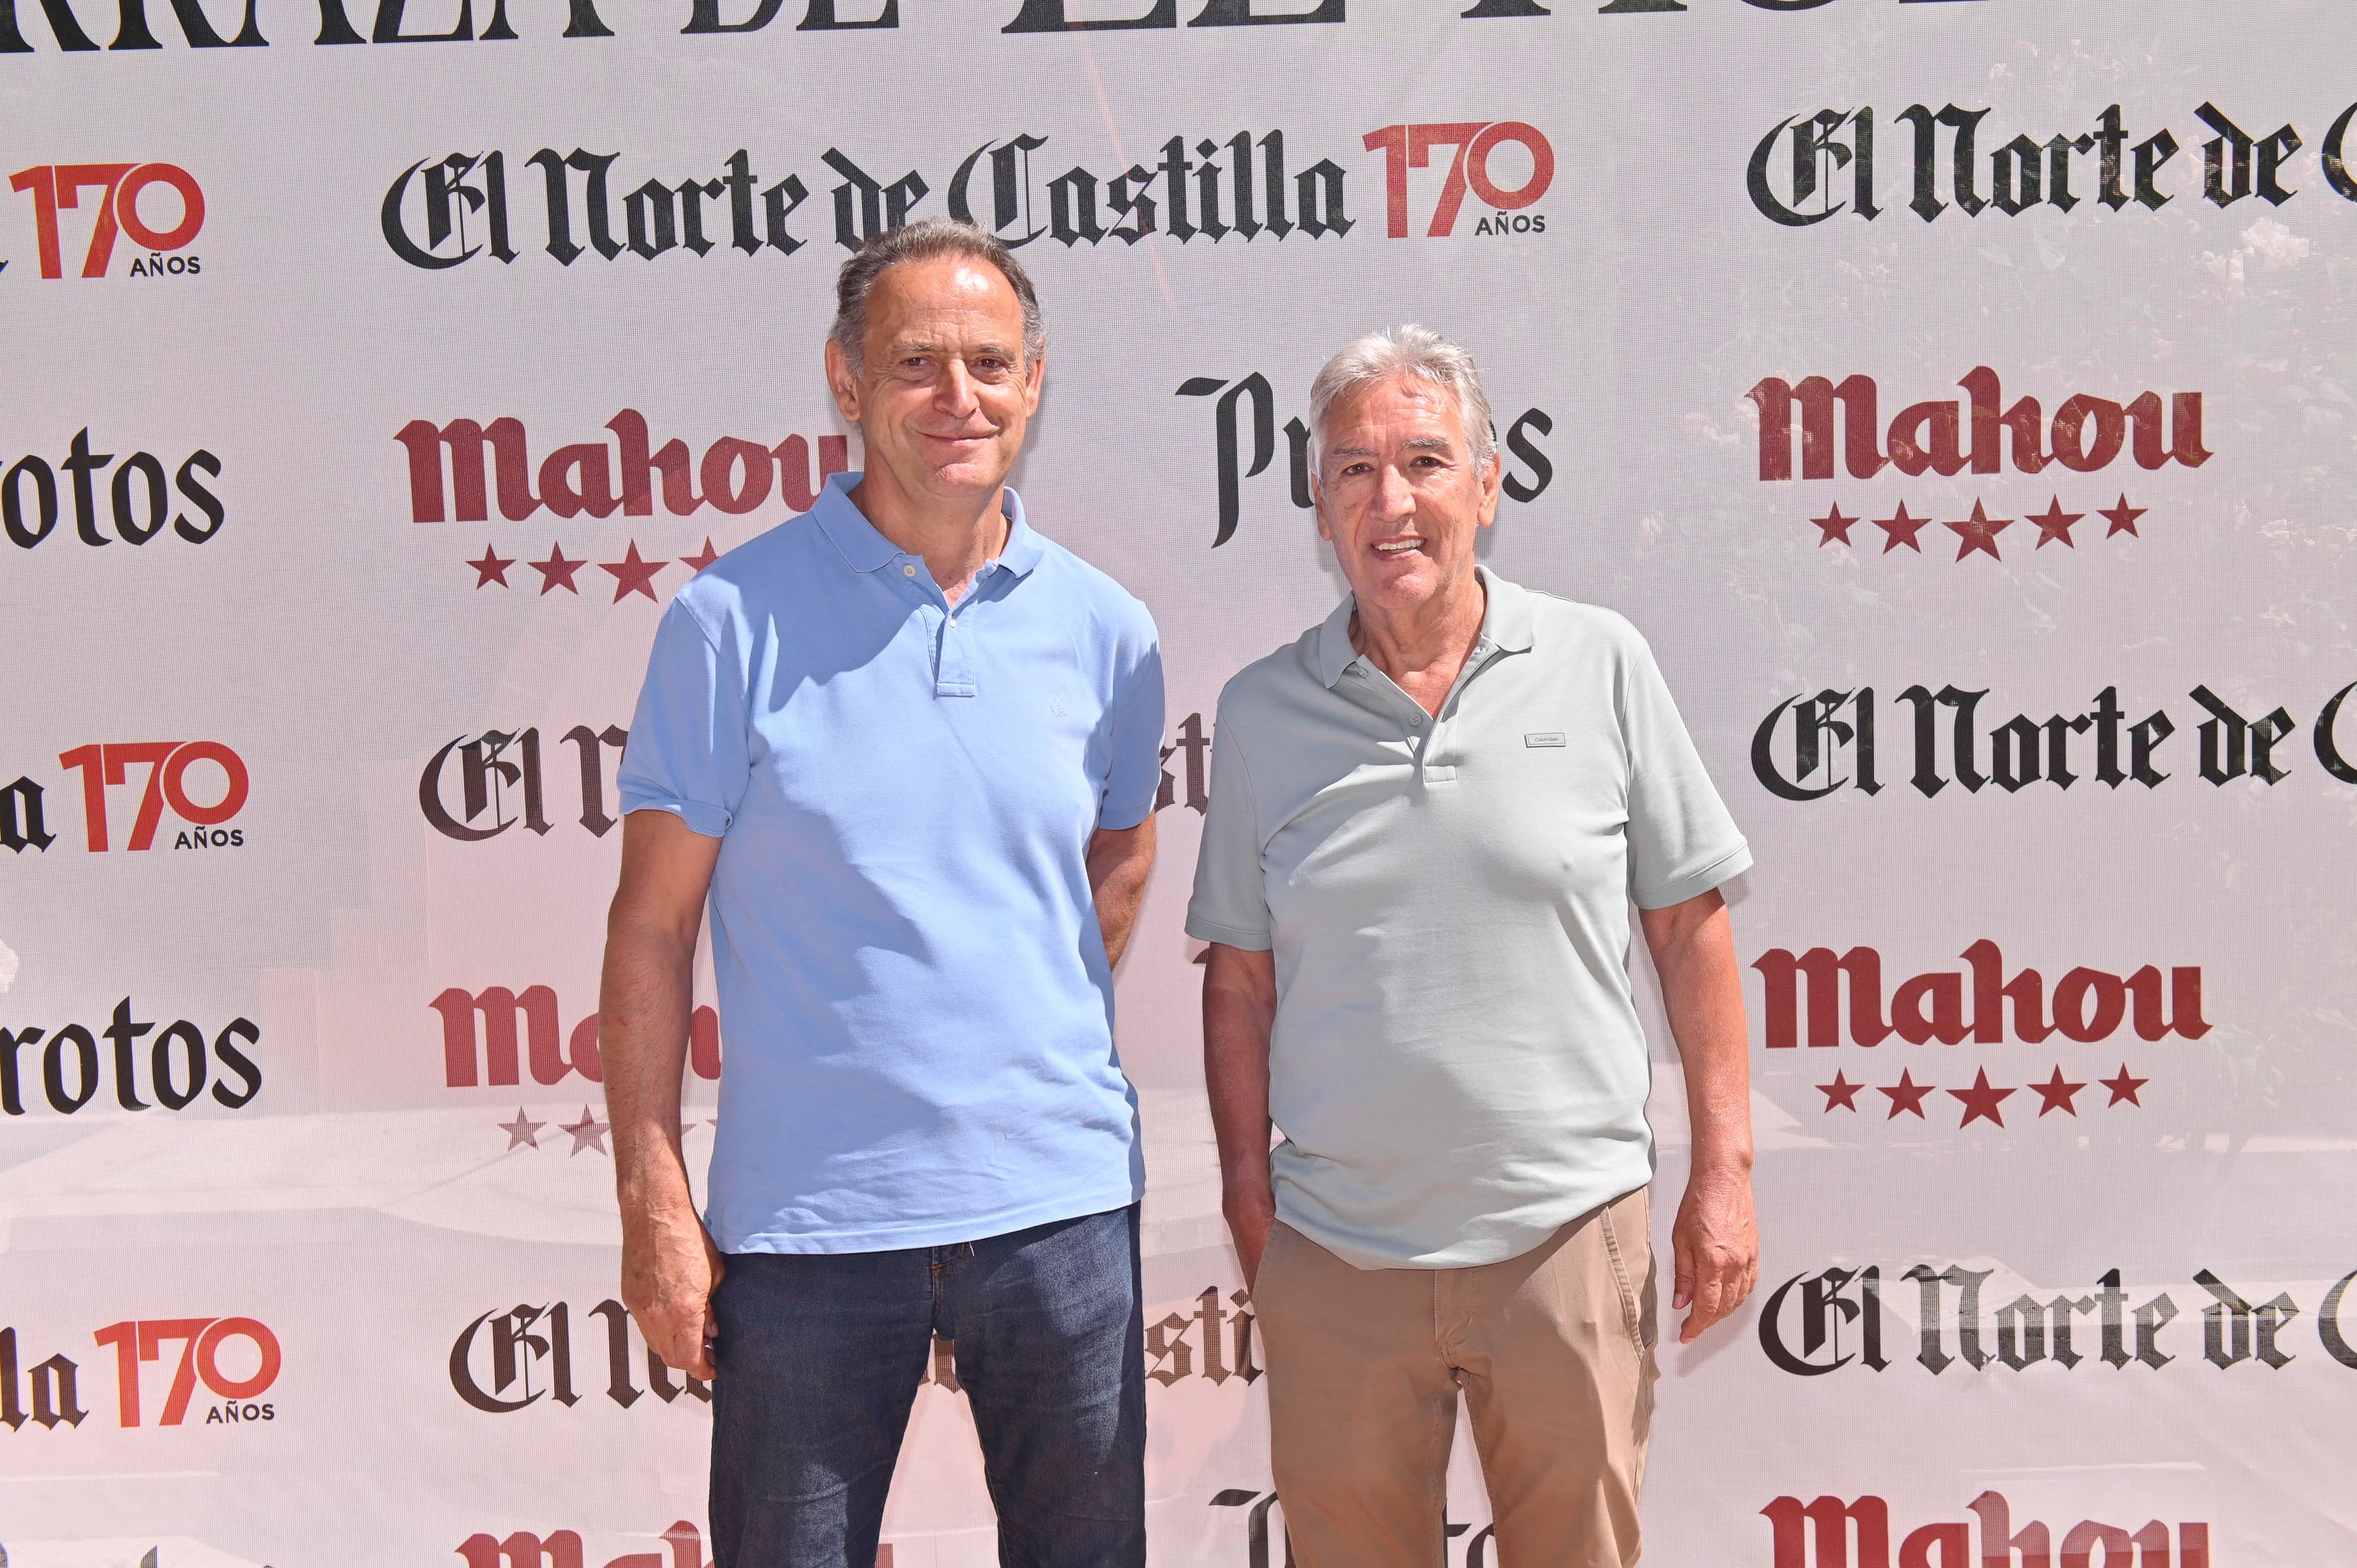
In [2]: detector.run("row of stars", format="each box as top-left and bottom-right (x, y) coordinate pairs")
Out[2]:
(496, 1106), (720, 1155)
(1816, 1065), (2150, 1126)
(1810, 494), (2148, 559)
(465, 540), (724, 602)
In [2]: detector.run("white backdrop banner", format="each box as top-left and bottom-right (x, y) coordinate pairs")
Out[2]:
(5, 1), (2356, 1563)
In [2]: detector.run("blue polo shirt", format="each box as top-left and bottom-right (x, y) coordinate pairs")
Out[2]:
(617, 472), (1164, 1254)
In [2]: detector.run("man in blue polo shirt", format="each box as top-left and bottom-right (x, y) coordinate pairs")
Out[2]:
(599, 219), (1163, 1568)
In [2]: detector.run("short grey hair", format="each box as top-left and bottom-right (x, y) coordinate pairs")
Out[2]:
(1308, 324), (1496, 476)
(830, 218), (1046, 368)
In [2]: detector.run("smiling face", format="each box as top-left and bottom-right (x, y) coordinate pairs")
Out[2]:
(1314, 374), (1501, 617)
(824, 253), (1042, 508)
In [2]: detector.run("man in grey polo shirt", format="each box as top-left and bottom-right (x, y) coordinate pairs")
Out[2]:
(1189, 325), (1758, 1567)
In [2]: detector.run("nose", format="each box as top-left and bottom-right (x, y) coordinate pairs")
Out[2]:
(1372, 462), (1415, 523)
(934, 358), (981, 419)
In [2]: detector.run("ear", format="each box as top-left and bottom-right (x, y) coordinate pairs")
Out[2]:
(1475, 447), (1503, 529)
(1310, 470), (1335, 542)
(824, 339), (861, 425)
(1021, 347), (1045, 418)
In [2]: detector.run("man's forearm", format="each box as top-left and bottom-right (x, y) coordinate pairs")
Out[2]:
(1202, 947), (1277, 1208)
(600, 920), (700, 1217)
(1649, 899), (1754, 1173)
(1088, 819), (1156, 969)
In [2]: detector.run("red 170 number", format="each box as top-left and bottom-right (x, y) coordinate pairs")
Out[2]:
(7, 163), (204, 279)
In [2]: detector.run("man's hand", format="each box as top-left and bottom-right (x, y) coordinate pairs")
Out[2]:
(602, 810), (728, 1379)
(1224, 1185), (1277, 1291)
(1638, 887), (1759, 1347)
(622, 1204), (727, 1379)
(1670, 1163), (1758, 1344)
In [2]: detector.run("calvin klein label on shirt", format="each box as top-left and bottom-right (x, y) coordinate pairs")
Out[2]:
(1525, 732), (1567, 747)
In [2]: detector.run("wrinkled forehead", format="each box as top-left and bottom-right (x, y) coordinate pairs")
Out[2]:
(867, 257), (1026, 345)
(1323, 376), (1470, 458)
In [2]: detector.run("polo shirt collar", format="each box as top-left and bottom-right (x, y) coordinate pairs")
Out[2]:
(1314, 564), (1534, 689)
(811, 470), (1044, 580)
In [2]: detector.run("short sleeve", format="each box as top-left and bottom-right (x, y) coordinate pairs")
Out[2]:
(1098, 603), (1166, 831)
(616, 596), (751, 839)
(1185, 693), (1272, 951)
(1620, 632), (1752, 909)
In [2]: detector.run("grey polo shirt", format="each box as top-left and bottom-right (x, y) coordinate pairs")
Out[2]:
(1186, 568), (1750, 1270)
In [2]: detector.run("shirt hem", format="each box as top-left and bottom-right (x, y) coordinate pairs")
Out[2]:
(620, 795), (731, 839)
(710, 1180), (1143, 1256)
(1632, 841), (1753, 910)
(1275, 1168), (1654, 1271)
(1185, 914), (1273, 951)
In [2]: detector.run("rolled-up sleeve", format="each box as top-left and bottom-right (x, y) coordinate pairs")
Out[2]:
(616, 596), (750, 840)
(1098, 601), (1166, 831)
(1620, 634), (1752, 909)
(1185, 692), (1272, 951)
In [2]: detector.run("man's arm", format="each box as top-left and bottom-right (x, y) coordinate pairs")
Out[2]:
(1203, 943), (1279, 1287)
(601, 809), (726, 1378)
(1638, 885), (1760, 1345)
(1087, 817), (1156, 969)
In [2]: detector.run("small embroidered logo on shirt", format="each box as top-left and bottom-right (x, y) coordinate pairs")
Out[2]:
(1525, 732), (1566, 747)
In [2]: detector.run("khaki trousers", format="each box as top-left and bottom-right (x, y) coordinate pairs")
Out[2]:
(1253, 1187), (1658, 1568)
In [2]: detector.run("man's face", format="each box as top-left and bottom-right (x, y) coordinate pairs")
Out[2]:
(1314, 375), (1500, 615)
(825, 254), (1042, 505)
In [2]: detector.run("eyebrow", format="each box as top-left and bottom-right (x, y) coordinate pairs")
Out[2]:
(1327, 436), (1455, 461)
(890, 338), (1020, 358)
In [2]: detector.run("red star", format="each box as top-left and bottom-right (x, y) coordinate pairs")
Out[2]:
(528, 543), (586, 595)
(2098, 493), (2147, 537)
(467, 545), (514, 588)
(1879, 1068), (1936, 1120)
(1950, 1067), (2016, 1128)
(2028, 1066), (2087, 1117)
(681, 537), (722, 574)
(1812, 505), (1859, 547)
(1818, 1071), (1865, 1112)
(601, 541), (670, 603)
(2026, 496), (2085, 549)
(1945, 500), (2012, 561)
(2099, 1064), (2149, 1107)
(1873, 502), (1931, 553)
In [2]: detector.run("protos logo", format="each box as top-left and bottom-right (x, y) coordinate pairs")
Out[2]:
(1364, 123), (1552, 238)
(8, 163), (203, 279)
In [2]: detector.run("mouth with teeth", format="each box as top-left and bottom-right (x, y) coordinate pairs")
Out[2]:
(1373, 536), (1424, 557)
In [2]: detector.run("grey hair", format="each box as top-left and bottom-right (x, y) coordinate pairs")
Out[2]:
(1308, 324), (1496, 477)
(830, 218), (1047, 367)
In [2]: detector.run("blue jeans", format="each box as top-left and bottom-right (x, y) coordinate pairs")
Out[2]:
(708, 1203), (1146, 1568)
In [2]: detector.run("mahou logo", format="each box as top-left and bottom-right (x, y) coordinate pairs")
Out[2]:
(1, 1315), (280, 1433)
(1762, 1491), (2209, 1568)
(1364, 121), (1553, 238)
(1, 998), (263, 1117)
(3, 742), (251, 854)
(1750, 366), (2205, 560)
(3, 430), (226, 553)
(7, 162), (203, 278)
(432, 983), (721, 1091)
(395, 411), (849, 601)
(1754, 938), (2204, 1126)
(1759, 1260), (2357, 1379)
(456, 1522), (708, 1568)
